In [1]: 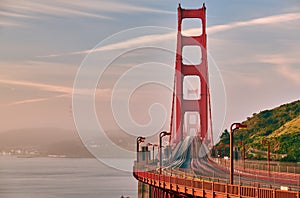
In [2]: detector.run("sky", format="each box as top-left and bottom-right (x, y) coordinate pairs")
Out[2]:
(0, 0), (300, 145)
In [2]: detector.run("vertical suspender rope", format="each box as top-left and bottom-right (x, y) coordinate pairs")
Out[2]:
(208, 88), (214, 148)
(169, 77), (176, 143)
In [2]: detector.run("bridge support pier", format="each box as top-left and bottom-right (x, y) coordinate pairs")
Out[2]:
(139, 182), (200, 198)
(138, 181), (150, 198)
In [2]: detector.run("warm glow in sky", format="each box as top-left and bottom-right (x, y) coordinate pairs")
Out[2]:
(0, 0), (300, 142)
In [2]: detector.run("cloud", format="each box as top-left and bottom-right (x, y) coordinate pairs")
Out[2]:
(63, 0), (174, 15)
(40, 12), (300, 58)
(0, 10), (33, 27)
(0, 60), (80, 88)
(0, 78), (112, 98)
(219, 69), (263, 87)
(276, 65), (300, 85)
(2, 0), (112, 20)
(39, 32), (176, 58)
(0, 20), (21, 27)
(0, 0), (173, 25)
(7, 94), (69, 106)
(0, 10), (33, 18)
(257, 54), (300, 85)
(0, 78), (72, 106)
(207, 12), (300, 34)
(257, 54), (300, 65)
(0, 79), (73, 94)
(0, 60), (112, 106)
(0, 78), (112, 107)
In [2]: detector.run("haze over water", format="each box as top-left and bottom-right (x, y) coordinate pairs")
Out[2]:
(0, 157), (137, 198)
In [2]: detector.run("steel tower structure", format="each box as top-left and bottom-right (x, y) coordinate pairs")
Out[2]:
(171, 3), (209, 144)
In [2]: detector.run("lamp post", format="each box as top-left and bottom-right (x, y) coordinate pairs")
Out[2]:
(147, 143), (158, 161)
(136, 136), (145, 162)
(153, 144), (158, 162)
(230, 123), (247, 184)
(238, 141), (246, 170)
(262, 140), (270, 175)
(152, 144), (158, 162)
(147, 143), (153, 160)
(159, 131), (171, 173)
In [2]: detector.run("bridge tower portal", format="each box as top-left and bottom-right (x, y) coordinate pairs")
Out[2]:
(171, 4), (209, 144)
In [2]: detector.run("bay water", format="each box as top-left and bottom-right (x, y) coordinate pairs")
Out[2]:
(0, 157), (137, 198)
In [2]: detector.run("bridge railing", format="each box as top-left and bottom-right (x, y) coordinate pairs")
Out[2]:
(134, 167), (300, 198)
(135, 163), (300, 191)
(212, 157), (300, 174)
(208, 157), (300, 187)
(176, 167), (300, 191)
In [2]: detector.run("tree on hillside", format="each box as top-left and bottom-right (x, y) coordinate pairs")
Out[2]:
(219, 129), (230, 145)
(214, 100), (300, 162)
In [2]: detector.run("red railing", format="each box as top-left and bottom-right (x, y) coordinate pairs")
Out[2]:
(208, 157), (300, 186)
(133, 169), (300, 198)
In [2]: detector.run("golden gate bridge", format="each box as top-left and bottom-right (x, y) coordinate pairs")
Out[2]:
(133, 3), (300, 198)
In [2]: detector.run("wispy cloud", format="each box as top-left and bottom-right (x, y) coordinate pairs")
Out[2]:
(0, 79), (73, 94)
(0, 0), (173, 26)
(0, 60), (112, 105)
(0, 78), (112, 98)
(2, 0), (112, 20)
(220, 69), (263, 87)
(7, 94), (69, 106)
(207, 12), (300, 33)
(39, 32), (176, 58)
(257, 54), (300, 65)
(0, 78), (72, 106)
(40, 12), (300, 58)
(0, 20), (22, 27)
(257, 54), (300, 85)
(258, 54), (300, 85)
(63, 0), (174, 15)
(276, 65), (300, 85)
(0, 10), (33, 27)
(0, 10), (33, 18)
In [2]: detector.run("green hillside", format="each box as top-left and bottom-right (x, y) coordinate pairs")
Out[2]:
(268, 116), (300, 138)
(217, 100), (300, 162)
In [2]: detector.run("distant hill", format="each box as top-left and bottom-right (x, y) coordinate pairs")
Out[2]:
(0, 128), (75, 148)
(0, 128), (136, 158)
(217, 100), (300, 162)
(0, 128), (92, 157)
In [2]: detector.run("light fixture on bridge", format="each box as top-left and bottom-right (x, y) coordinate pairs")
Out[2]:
(261, 139), (271, 175)
(147, 143), (158, 162)
(159, 131), (171, 173)
(230, 123), (247, 185)
(136, 136), (145, 162)
(238, 141), (246, 170)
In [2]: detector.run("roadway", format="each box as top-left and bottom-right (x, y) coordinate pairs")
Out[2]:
(161, 136), (300, 191)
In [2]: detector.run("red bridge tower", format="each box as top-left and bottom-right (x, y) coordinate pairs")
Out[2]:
(171, 4), (209, 144)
